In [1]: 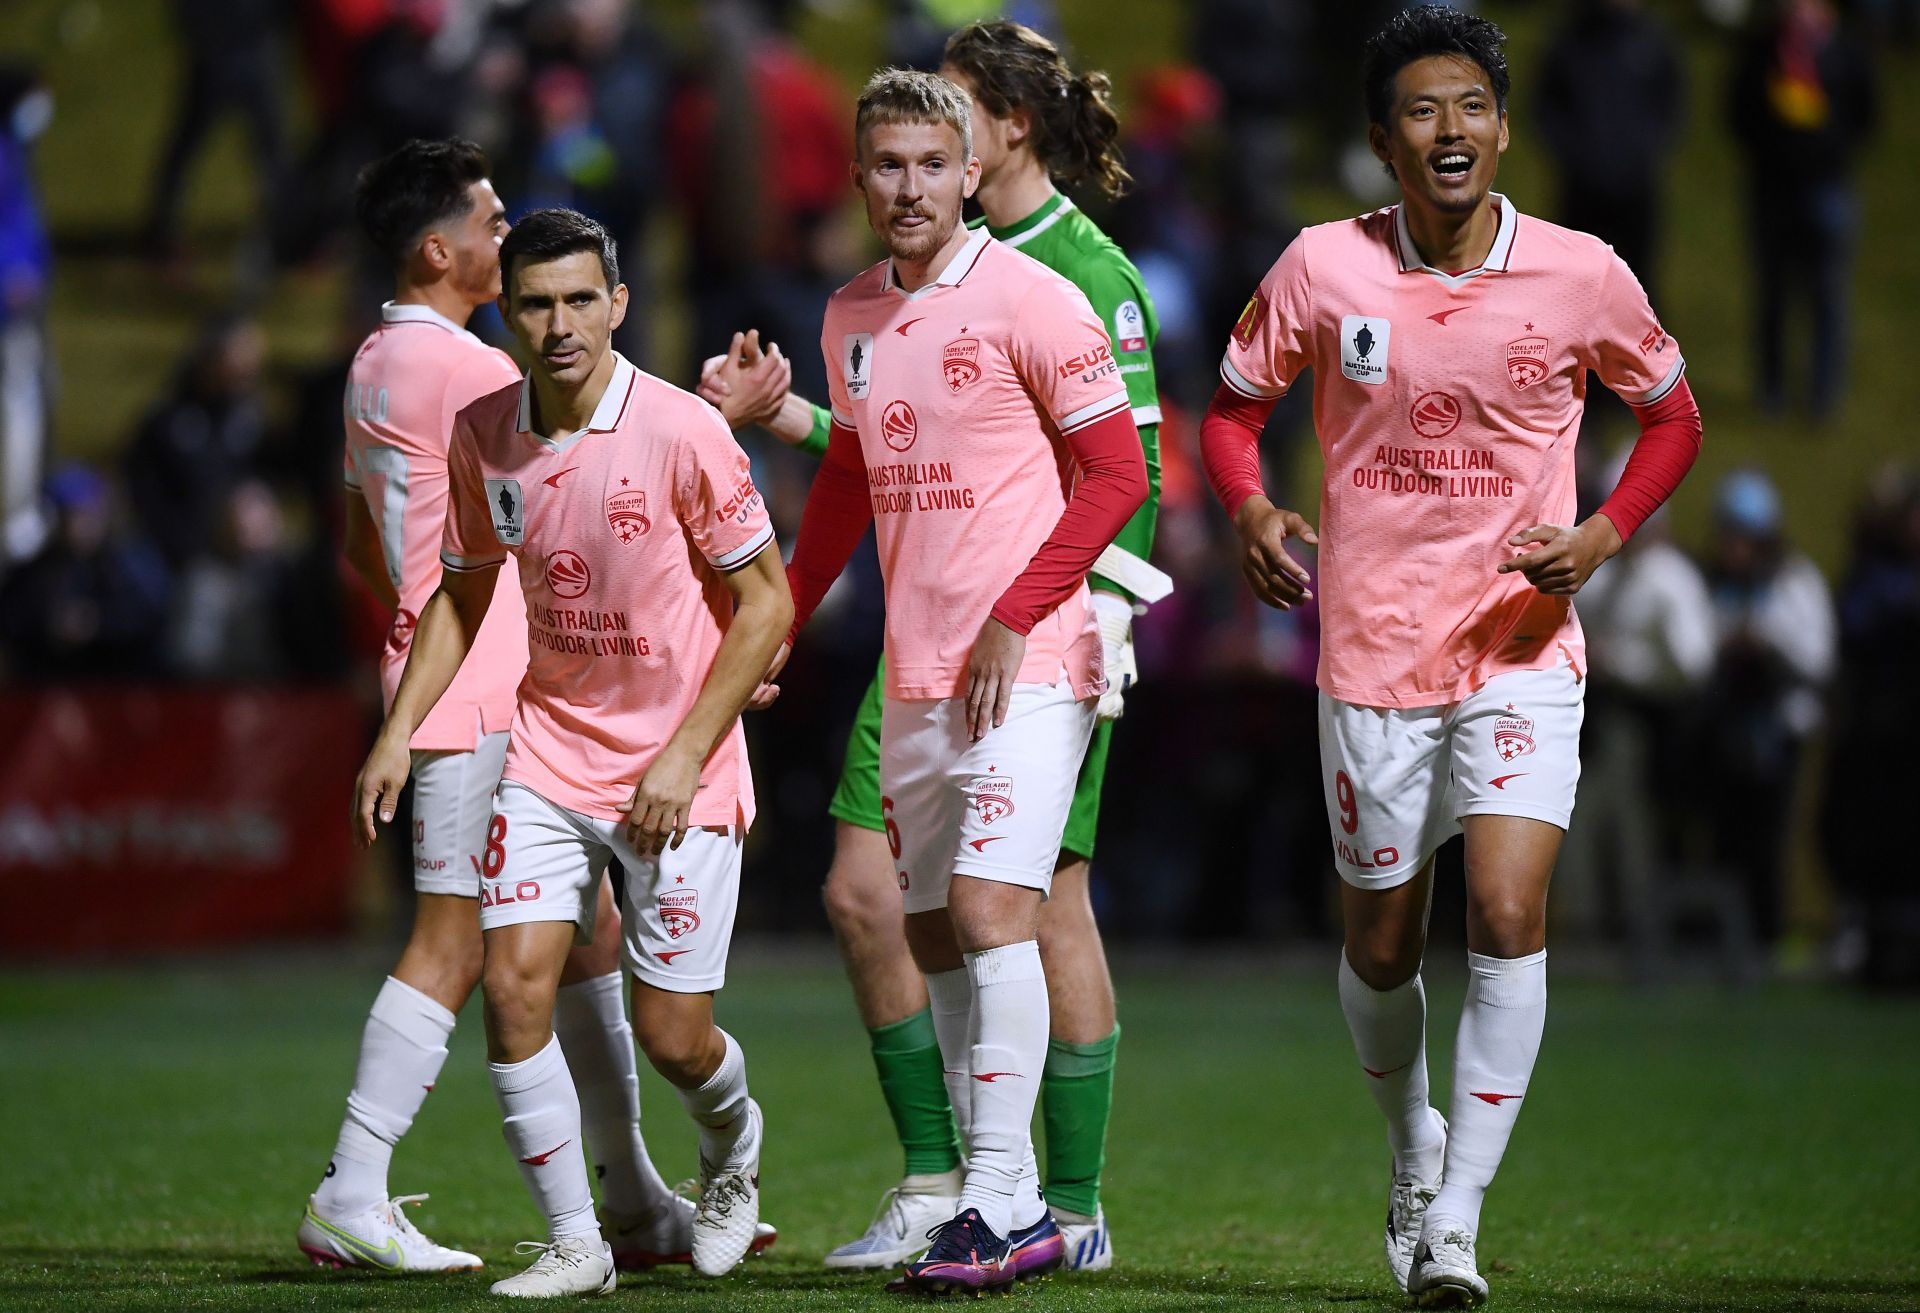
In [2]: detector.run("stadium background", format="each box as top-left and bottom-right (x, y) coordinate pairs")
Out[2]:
(1, 1), (1915, 1308)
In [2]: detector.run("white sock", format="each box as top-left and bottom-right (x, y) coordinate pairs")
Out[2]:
(674, 1030), (753, 1171)
(956, 941), (1048, 1238)
(1429, 950), (1548, 1236)
(553, 972), (672, 1217)
(490, 1035), (600, 1241)
(314, 976), (455, 1213)
(925, 967), (974, 1150)
(1338, 953), (1444, 1165)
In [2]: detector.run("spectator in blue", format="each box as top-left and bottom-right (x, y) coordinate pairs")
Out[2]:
(0, 62), (52, 563)
(1729, 0), (1879, 420)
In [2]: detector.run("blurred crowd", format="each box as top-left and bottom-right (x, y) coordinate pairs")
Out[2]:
(0, 0), (1914, 971)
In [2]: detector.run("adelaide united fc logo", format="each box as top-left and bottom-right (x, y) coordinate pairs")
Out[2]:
(970, 774), (1016, 826)
(942, 338), (981, 393)
(1493, 705), (1537, 762)
(1506, 334), (1549, 389)
(606, 489), (650, 544)
(659, 890), (700, 940)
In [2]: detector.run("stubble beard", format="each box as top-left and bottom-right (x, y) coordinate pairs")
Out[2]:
(883, 209), (958, 268)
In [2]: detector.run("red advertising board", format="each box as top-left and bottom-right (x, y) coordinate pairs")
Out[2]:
(0, 687), (367, 956)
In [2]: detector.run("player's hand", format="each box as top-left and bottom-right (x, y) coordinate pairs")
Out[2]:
(1497, 515), (1621, 596)
(352, 727), (412, 849)
(748, 641), (789, 711)
(1092, 591), (1136, 722)
(625, 744), (701, 855)
(698, 329), (791, 431)
(966, 617), (1027, 742)
(1231, 495), (1317, 610)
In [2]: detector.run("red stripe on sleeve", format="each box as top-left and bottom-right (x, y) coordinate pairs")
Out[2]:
(1199, 383), (1277, 518)
(784, 419), (870, 644)
(1596, 376), (1703, 542)
(989, 408), (1148, 636)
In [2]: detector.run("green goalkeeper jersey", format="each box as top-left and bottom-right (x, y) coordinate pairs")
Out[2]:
(799, 191), (1161, 599)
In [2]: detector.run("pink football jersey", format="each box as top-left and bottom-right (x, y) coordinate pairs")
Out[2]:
(820, 226), (1130, 700)
(342, 302), (527, 750)
(440, 354), (776, 825)
(1220, 196), (1685, 708)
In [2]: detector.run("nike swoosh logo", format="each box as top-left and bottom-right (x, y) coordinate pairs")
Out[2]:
(655, 950), (693, 963)
(966, 836), (1006, 851)
(1489, 773), (1528, 789)
(895, 317), (926, 336)
(308, 1213), (404, 1269)
(543, 467), (580, 488)
(1428, 307), (1469, 325)
(1362, 1062), (1412, 1079)
(972, 1071), (1022, 1082)
(1471, 1092), (1522, 1105)
(520, 1139), (572, 1166)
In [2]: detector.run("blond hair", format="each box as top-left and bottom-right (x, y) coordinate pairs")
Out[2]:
(855, 67), (972, 161)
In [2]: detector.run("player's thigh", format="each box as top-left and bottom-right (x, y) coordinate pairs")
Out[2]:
(605, 824), (742, 996)
(948, 681), (1098, 906)
(477, 782), (610, 941)
(408, 730), (509, 897)
(1318, 692), (1455, 891)
(881, 693), (971, 917)
(826, 657), (887, 833)
(1459, 813), (1561, 956)
(1449, 659), (1585, 834)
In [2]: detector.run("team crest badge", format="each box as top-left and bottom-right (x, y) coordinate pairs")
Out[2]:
(1493, 706), (1537, 762)
(942, 338), (981, 393)
(1506, 336), (1549, 389)
(605, 489), (650, 544)
(659, 890), (700, 940)
(970, 775), (1015, 826)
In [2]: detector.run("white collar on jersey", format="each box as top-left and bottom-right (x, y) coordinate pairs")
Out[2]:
(515, 351), (637, 448)
(380, 300), (473, 335)
(883, 223), (991, 301)
(1393, 193), (1519, 289)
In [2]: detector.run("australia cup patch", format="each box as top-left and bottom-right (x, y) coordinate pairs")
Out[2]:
(1340, 315), (1391, 385)
(970, 775), (1016, 826)
(942, 338), (981, 393)
(486, 478), (525, 545)
(606, 489), (650, 544)
(659, 889), (700, 940)
(1493, 705), (1537, 762)
(843, 332), (873, 400)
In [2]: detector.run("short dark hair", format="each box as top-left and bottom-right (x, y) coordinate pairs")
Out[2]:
(353, 138), (491, 266)
(1362, 5), (1509, 128)
(498, 208), (620, 297)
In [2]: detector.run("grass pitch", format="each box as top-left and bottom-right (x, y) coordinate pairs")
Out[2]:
(1, 949), (1914, 1310)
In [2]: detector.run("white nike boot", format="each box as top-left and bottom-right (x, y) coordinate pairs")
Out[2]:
(297, 1193), (482, 1272)
(823, 1170), (963, 1269)
(489, 1235), (616, 1298)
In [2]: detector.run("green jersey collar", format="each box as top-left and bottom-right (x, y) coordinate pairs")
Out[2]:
(987, 192), (1074, 248)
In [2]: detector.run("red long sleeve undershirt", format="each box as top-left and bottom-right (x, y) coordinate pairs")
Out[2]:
(785, 408), (1148, 644)
(1197, 376), (1703, 541)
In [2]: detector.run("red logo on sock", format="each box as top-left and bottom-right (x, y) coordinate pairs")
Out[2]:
(519, 1139), (572, 1166)
(971, 1072), (1022, 1083)
(1470, 1092), (1522, 1105)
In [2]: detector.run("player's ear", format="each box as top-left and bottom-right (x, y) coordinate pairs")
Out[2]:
(1367, 123), (1394, 178)
(420, 230), (452, 275)
(1496, 108), (1510, 156)
(962, 153), (982, 200)
(1004, 105), (1031, 151)
(848, 157), (865, 194)
(607, 282), (629, 332)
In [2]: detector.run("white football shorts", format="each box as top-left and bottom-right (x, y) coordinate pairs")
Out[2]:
(1317, 658), (1585, 890)
(477, 781), (742, 993)
(408, 729), (509, 897)
(881, 680), (1097, 915)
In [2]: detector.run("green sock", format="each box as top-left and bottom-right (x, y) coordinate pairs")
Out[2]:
(869, 1008), (962, 1177)
(1041, 1025), (1120, 1217)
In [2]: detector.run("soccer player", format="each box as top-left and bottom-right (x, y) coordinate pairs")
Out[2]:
(307, 139), (685, 1275)
(701, 22), (1164, 1271)
(780, 70), (1147, 1294)
(1199, 8), (1702, 1306)
(350, 208), (792, 1297)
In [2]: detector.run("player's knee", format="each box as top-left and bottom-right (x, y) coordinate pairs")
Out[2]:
(481, 952), (550, 1039)
(1344, 937), (1421, 990)
(822, 861), (892, 943)
(631, 1010), (709, 1084)
(1467, 892), (1544, 957)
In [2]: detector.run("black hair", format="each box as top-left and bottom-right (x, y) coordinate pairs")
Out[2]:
(498, 208), (620, 297)
(1362, 5), (1510, 128)
(353, 138), (492, 266)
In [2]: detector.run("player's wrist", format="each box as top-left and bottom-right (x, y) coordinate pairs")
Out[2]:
(1578, 513), (1624, 561)
(1231, 493), (1275, 537)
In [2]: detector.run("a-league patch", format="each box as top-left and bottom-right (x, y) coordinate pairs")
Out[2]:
(843, 332), (873, 400)
(485, 478), (525, 545)
(1340, 315), (1391, 385)
(1114, 299), (1147, 353)
(659, 889), (700, 939)
(1494, 705), (1537, 761)
(970, 774), (1015, 825)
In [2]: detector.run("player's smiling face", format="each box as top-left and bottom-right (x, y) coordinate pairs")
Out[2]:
(500, 249), (628, 389)
(1370, 54), (1508, 218)
(853, 118), (981, 268)
(447, 178), (509, 304)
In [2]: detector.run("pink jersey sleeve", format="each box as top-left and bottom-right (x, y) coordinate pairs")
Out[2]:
(440, 414), (506, 573)
(1220, 234), (1313, 400)
(1586, 252), (1685, 407)
(673, 405), (777, 570)
(1006, 275), (1130, 437)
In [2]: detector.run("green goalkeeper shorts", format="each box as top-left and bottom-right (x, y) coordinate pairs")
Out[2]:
(827, 655), (1113, 862)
